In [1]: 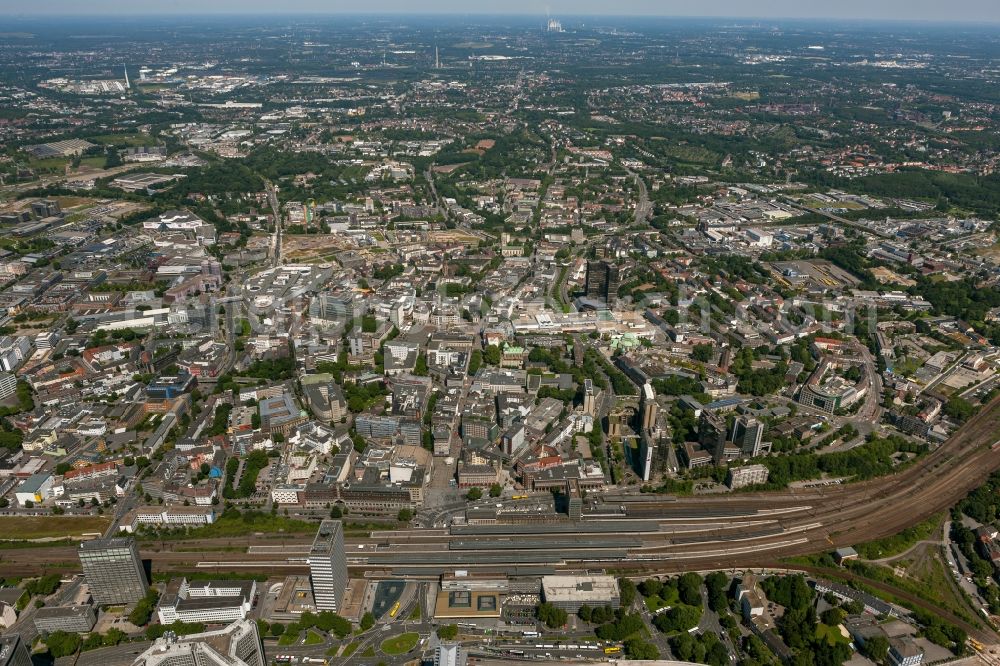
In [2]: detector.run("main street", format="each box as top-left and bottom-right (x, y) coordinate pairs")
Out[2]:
(623, 165), (652, 224)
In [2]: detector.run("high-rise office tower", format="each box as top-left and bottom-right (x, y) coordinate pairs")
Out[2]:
(79, 536), (148, 605)
(731, 416), (765, 458)
(699, 412), (728, 462)
(639, 382), (658, 431)
(0, 634), (32, 666)
(582, 378), (596, 416)
(584, 260), (621, 304)
(308, 520), (348, 612)
(434, 644), (466, 666)
(133, 620), (263, 666)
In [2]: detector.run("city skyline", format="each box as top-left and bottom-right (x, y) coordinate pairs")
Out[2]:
(1, 10), (1000, 666)
(2, 0), (1000, 23)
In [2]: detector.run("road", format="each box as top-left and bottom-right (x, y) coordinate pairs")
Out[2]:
(857, 344), (885, 424)
(75, 641), (154, 666)
(622, 165), (651, 224)
(6, 575), (84, 644)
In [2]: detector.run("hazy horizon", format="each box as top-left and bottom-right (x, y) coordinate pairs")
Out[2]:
(2, 0), (1000, 24)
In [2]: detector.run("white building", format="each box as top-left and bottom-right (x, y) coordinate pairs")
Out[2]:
(133, 620), (264, 666)
(0, 374), (16, 401)
(33, 331), (59, 350)
(15, 473), (53, 506)
(119, 506), (216, 533)
(726, 464), (769, 490)
(157, 579), (257, 625)
(434, 644), (466, 666)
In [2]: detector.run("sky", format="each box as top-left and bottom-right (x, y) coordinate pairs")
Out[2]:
(2, 0), (1000, 22)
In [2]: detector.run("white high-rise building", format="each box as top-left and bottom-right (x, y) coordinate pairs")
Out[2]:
(0, 373), (16, 401)
(434, 644), (466, 666)
(308, 520), (348, 611)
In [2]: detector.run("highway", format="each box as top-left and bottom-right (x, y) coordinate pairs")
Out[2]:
(779, 198), (894, 239)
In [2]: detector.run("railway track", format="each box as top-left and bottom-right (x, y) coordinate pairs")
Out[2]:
(3, 397), (999, 586)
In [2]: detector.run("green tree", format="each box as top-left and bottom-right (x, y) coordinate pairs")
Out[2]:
(466, 487), (483, 501)
(705, 572), (729, 612)
(468, 349), (483, 374)
(624, 638), (659, 660)
(437, 624), (459, 640)
(678, 572), (703, 606)
(944, 396), (975, 423)
(618, 578), (637, 607)
(861, 635), (890, 662)
(483, 345), (501, 366)
(414, 353), (428, 376)
(128, 589), (160, 626)
(692, 343), (714, 363)
(536, 602), (568, 629)
(489, 483), (502, 497)
(360, 612), (375, 631)
(821, 607), (846, 626)
(46, 631), (82, 658)
(653, 605), (702, 633)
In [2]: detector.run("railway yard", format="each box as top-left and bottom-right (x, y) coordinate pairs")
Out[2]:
(5, 395), (999, 584)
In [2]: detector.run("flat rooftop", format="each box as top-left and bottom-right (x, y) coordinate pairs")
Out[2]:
(541, 575), (619, 602)
(433, 590), (503, 619)
(309, 519), (343, 556)
(79, 536), (135, 551)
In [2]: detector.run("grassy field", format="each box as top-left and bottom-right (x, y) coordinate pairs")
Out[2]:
(0, 516), (111, 540)
(643, 586), (680, 612)
(55, 196), (96, 209)
(380, 633), (419, 655)
(854, 513), (942, 560)
(304, 630), (324, 645)
(78, 156), (107, 169)
(138, 512), (315, 540)
(88, 133), (157, 147)
(335, 642), (360, 658)
(27, 156), (68, 174)
(815, 623), (849, 646)
(849, 545), (979, 626)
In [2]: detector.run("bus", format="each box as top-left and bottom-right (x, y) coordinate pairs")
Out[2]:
(522, 631), (539, 638)
(604, 646), (622, 655)
(512, 495), (528, 500)
(389, 601), (401, 618)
